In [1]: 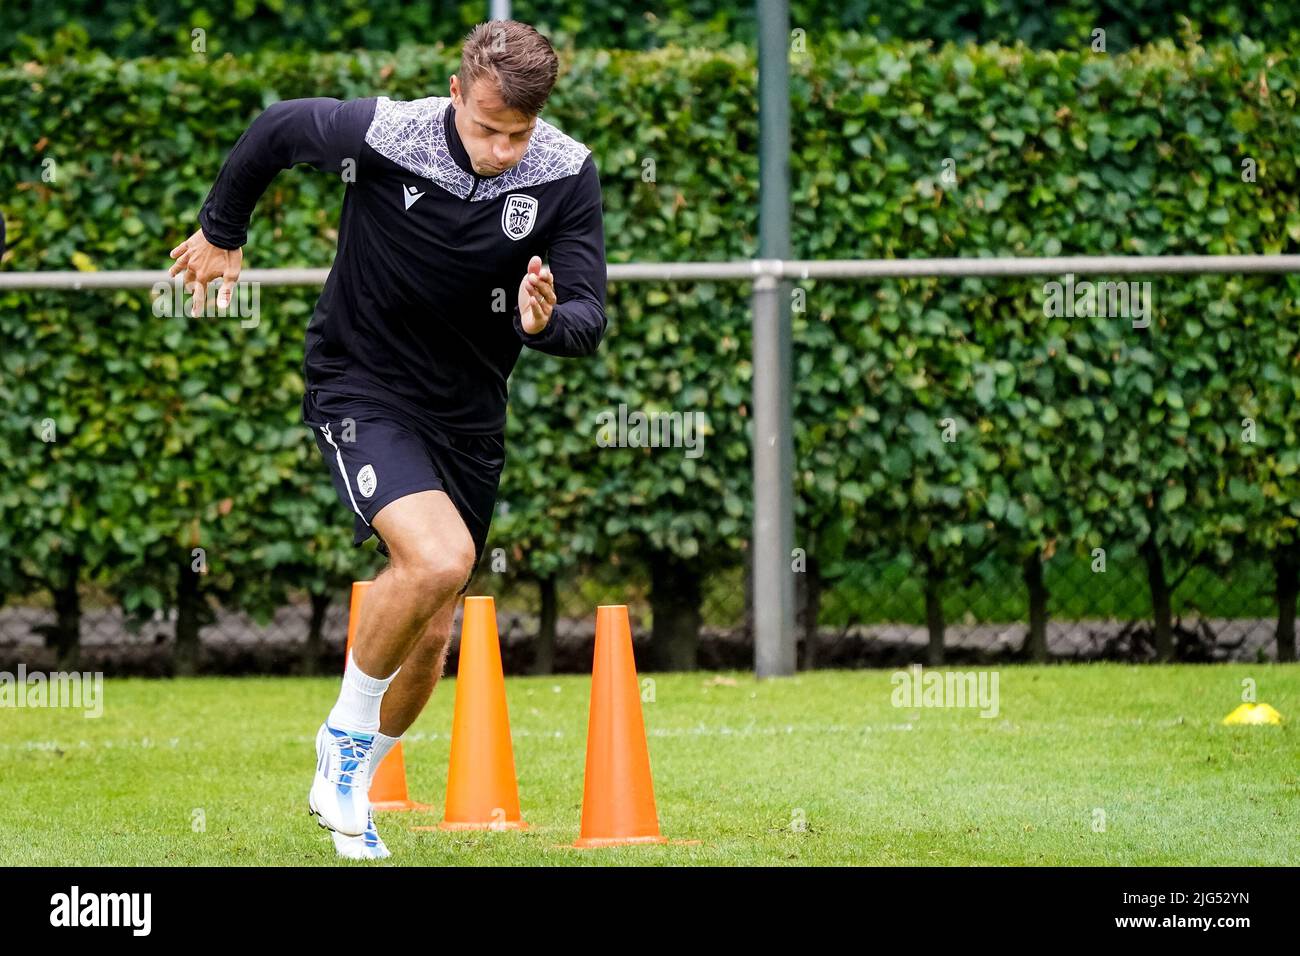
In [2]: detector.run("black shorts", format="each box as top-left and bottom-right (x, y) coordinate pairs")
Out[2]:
(301, 387), (505, 573)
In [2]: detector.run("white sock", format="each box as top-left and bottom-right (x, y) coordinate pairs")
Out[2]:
(327, 651), (399, 736)
(371, 732), (401, 771)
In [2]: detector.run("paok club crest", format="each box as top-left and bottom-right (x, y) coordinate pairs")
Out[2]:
(501, 193), (539, 240)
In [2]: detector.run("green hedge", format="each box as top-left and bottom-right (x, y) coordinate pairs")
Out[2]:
(5, 0), (1300, 61)
(1, 35), (1298, 668)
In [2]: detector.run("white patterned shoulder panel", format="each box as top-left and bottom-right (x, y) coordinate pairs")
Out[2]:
(364, 96), (590, 201)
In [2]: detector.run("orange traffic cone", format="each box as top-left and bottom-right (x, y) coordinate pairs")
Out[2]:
(344, 580), (430, 812)
(574, 605), (667, 847)
(439, 596), (527, 830)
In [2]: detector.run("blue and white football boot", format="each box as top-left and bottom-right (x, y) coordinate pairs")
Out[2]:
(332, 807), (391, 860)
(308, 722), (373, 837)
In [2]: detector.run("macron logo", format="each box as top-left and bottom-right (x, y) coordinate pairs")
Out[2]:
(402, 184), (425, 210)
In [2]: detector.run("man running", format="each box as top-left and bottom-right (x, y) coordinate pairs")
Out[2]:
(167, 21), (607, 859)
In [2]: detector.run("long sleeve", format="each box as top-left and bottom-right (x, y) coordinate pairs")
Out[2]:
(198, 97), (376, 250)
(513, 153), (608, 356)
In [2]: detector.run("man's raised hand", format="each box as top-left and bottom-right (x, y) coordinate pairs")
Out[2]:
(517, 255), (556, 334)
(169, 228), (243, 318)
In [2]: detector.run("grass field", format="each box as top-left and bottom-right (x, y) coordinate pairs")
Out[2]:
(2, 664), (1296, 866)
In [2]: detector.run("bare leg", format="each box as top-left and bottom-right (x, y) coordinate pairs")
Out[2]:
(350, 490), (475, 679)
(377, 595), (458, 737)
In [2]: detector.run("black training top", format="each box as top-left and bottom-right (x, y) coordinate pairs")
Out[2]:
(198, 96), (608, 435)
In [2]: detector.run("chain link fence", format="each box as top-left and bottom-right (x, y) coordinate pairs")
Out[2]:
(793, 550), (1280, 668)
(0, 545), (1283, 675)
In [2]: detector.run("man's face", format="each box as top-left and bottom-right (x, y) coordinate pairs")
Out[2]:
(449, 73), (536, 177)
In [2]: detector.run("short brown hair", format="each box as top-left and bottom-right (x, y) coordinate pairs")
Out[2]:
(459, 20), (559, 116)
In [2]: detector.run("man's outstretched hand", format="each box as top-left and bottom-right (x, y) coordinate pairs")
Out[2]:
(517, 255), (556, 334)
(169, 228), (243, 317)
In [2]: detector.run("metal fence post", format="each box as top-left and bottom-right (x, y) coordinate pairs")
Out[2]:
(752, 267), (797, 677)
(754, 0), (796, 677)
